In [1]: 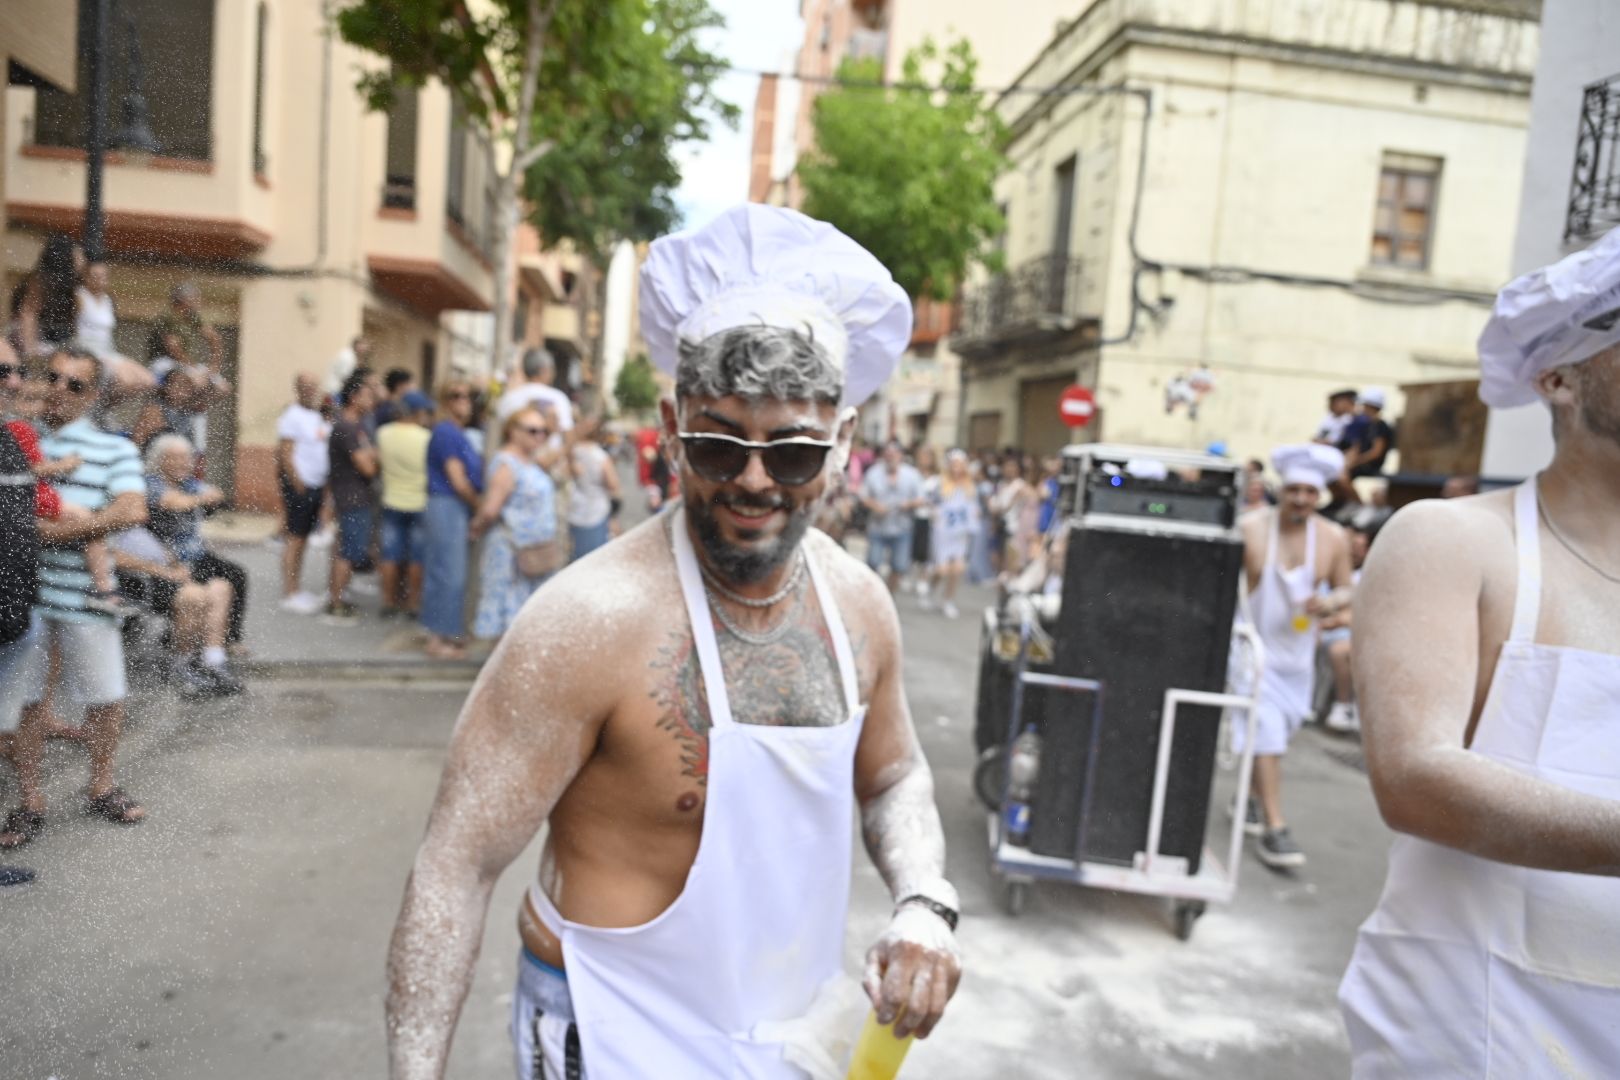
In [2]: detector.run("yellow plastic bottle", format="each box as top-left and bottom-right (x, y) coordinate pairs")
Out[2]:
(846, 1009), (915, 1080)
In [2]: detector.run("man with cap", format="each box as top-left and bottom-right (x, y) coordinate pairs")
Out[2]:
(1339, 227), (1620, 1075)
(1343, 387), (1395, 479)
(1233, 443), (1353, 870)
(385, 205), (960, 1080)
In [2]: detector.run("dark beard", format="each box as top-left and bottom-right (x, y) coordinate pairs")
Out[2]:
(687, 489), (815, 585)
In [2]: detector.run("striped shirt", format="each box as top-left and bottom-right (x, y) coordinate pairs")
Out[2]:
(37, 418), (143, 625)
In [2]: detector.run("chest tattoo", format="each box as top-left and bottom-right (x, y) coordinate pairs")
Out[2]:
(647, 604), (849, 787)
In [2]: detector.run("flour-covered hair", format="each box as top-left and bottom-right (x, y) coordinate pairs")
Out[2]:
(675, 325), (842, 406)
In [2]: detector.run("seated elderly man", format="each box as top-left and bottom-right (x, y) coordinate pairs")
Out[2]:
(114, 434), (245, 697)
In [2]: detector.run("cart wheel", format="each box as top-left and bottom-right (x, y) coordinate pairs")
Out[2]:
(1173, 901), (1206, 941)
(1004, 881), (1029, 917)
(972, 747), (1005, 812)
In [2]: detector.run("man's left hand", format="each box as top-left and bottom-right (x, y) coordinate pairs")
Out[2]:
(862, 904), (961, 1040)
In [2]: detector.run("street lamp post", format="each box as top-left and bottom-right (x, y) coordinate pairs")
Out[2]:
(83, 0), (110, 261)
(82, 0), (161, 262)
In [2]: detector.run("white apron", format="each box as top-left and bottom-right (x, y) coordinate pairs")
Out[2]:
(528, 512), (866, 1078)
(1340, 477), (1620, 1076)
(1232, 511), (1318, 754)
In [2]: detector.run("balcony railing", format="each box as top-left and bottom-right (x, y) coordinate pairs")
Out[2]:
(1567, 72), (1620, 244)
(953, 255), (1089, 352)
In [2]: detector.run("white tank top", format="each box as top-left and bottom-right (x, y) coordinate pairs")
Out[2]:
(75, 287), (116, 355)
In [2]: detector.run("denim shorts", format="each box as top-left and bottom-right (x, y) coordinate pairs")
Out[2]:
(337, 507), (374, 564)
(867, 529), (913, 575)
(380, 508), (425, 565)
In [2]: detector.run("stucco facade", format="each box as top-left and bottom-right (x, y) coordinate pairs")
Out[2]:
(956, 0), (1539, 463)
(2, 0), (497, 510)
(1482, 0), (1620, 478)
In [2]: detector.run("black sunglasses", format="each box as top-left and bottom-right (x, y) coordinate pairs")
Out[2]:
(0, 364), (16, 380)
(677, 431), (835, 487)
(47, 370), (91, 395)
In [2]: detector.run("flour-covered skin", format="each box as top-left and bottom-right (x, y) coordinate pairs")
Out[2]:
(1357, 351), (1620, 875)
(385, 511), (961, 1075)
(384, 528), (653, 1080)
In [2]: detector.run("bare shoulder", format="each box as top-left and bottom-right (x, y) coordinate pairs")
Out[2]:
(805, 529), (901, 664)
(490, 515), (677, 693)
(1361, 492), (1516, 597)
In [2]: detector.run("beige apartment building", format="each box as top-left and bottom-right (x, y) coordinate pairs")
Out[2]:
(2, 0), (506, 510)
(955, 0), (1539, 462)
(752, 0), (1079, 450)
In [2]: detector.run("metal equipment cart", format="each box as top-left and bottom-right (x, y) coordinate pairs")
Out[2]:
(986, 598), (1265, 939)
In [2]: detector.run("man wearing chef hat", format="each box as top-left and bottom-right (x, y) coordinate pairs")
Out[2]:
(384, 205), (961, 1080)
(1233, 442), (1354, 870)
(1339, 226), (1620, 1076)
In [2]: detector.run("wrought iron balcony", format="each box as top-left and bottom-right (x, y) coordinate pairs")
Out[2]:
(1566, 72), (1620, 244)
(953, 255), (1090, 355)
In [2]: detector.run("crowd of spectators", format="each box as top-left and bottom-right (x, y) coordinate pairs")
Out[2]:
(270, 346), (624, 662)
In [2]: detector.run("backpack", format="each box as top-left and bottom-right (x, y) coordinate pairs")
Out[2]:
(0, 427), (40, 646)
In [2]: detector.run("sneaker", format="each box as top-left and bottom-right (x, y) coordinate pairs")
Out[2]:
(1258, 826), (1307, 870)
(1325, 701), (1361, 734)
(942, 601), (960, 620)
(279, 592), (322, 615)
(320, 601), (360, 626)
(195, 662), (246, 697)
(172, 662), (217, 700)
(918, 591), (936, 611)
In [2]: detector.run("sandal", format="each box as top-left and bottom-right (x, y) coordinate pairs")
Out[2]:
(84, 787), (145, 825)
(0, 807), (46, 850)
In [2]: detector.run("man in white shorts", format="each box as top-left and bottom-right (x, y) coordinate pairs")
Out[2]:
(0, 348), (148, 851)
(1232, 444), (1354, 870)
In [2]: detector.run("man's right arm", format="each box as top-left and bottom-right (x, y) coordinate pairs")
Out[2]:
(1357, 500), (1620, 875)
(387, 593), (612, 1080)
(38, 490), (147, 544)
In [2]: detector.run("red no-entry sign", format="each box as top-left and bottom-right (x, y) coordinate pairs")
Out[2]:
(1059, 385), (1096, 428)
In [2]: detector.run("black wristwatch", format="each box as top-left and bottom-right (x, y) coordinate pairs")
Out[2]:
(897, 894), (959, 933)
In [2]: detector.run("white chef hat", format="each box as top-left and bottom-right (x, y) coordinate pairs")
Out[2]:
(1272, 443), (1345, 491)
(1478, 226), (1620, 408)
(639, 204), (912, 407)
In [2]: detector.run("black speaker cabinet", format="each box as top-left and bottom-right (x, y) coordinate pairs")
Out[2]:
(1028, 523), (1242, 871)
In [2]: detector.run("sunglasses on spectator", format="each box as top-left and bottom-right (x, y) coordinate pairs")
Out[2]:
(47, 370), (92, 395)
(677, 431), (835, 487)
(0, 364), (16, 380)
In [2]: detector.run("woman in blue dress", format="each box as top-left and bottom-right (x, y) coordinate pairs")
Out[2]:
(471, 406), (558, 641)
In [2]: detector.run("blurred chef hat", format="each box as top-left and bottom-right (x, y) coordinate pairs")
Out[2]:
(1478, 226), (1620, 408)
(1272, 443), (1345, 491)
(639, 205), (912, 408)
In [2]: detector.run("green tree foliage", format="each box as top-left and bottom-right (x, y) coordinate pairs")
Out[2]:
(798, 39), (1006, 299)
(523, 0), (737, 265)
(613, 353), (661, 414)
(335, 0), (736, 371)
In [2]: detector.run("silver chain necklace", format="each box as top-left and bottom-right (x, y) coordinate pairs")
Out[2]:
(1540, 497), (1620, 586)
(708, 580), (804, 645)
(699, 552), (806, 608)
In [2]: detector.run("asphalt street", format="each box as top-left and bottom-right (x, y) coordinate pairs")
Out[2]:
(0, 539), (1392, 1080)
